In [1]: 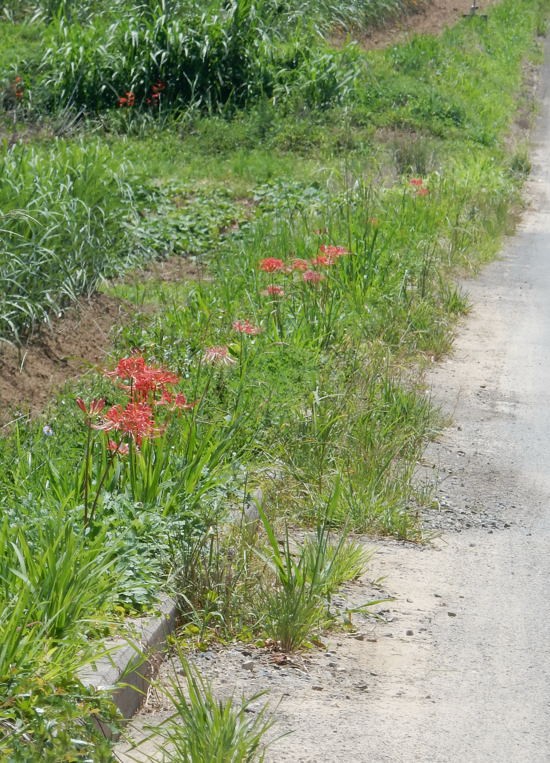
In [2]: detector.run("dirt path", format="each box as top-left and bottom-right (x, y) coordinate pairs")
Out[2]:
(115, 25), (550, 763)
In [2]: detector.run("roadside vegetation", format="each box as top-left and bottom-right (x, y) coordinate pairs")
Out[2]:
(0, 0), (547, 758)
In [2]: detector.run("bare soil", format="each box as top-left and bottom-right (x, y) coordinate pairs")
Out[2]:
(0, 294), (129, 426)
(0, 258), (205, 427)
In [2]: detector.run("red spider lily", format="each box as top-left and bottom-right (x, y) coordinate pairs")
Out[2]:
(318, 245), (348, 257)
(133, 367), (180, 399)
(409, 178), (424, 187)
(12, 75), (24, 101)
(311, 254), (337, 267)
(203, 346), (237, 366)
(290, 258), (310, 272)
(261, 285), (285, 297)
(152, 81), (166, 93)
(107, 354), (147, 382)
(76, 398), (106, 417)
(118, 91), (135, 107)
(233, 319), (262, 335)
(303, 270), (324, 283)
(174, 393), (195, 409)
(107, 439), (130, 456)
(94, 402), (162, 445)
(106, 354), (182, 403)
(259, 257), (285, 273)
(416, 187), (430, 197)
(156, 391), (196, 410)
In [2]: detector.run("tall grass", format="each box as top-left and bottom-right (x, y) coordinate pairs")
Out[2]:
(262, 0), (426, 34)
(0, 515), (121, 760)
(40, 1), (274, 113)
(28, 0), (417, 117)
(9, 0), (543, 125)
(0, 139), (146, 342)
(153, 650), (274, 762)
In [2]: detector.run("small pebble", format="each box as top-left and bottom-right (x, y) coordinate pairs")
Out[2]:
(448, 612), (457, 618)
(406, 629), (414, 636)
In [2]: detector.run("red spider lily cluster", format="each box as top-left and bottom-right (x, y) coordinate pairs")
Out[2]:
(303, 269), (324, 283)
(117, 82), (167, 109)
(409, 178), (430, 197)
(96, 401), (162, 444)
(259, 257), (285, 273)
(77, 354), (195, 449)
(117, 91), (136, 108)
(290, 258), (310, 272)
(257, 243), (350, 290)
(13, 75), (24, 102)
(261, 285), (285, 298)
(233, 319), (263, 335)
(311, 254), (338, 266)
(146, 80), (166, 106)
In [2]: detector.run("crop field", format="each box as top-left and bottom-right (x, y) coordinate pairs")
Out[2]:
(0, 0), (547, 759)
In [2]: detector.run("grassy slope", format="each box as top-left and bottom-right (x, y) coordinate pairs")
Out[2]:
(0, 0), (548, 758)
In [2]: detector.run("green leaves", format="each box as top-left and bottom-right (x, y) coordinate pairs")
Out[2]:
(152, 648), (274, 762)
(256, 490), (370, 651)
(0, 140), (148, 342)
(0, 516), (122, 759)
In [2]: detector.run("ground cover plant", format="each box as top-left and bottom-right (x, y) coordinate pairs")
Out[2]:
(0, 0), (547, 758)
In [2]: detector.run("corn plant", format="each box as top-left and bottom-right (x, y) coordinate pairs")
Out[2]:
(40, 0), (274, 113)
